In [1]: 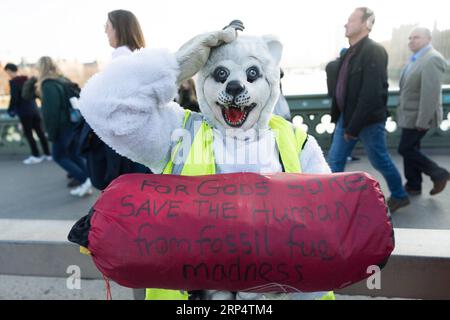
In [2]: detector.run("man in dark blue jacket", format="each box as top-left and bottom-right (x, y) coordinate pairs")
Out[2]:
(4, 63), (51, 164)
(327, 8), (410, 213)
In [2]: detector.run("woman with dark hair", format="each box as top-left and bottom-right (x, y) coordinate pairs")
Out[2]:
(105, 9), (146, 57)
(79, 9), (151, 191)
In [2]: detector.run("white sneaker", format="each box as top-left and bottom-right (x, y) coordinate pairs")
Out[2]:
(70, 185), (81, 196)
(70, 178), (93, 197)
(44, 156), (53, 161)
(23, 156), (44, 165)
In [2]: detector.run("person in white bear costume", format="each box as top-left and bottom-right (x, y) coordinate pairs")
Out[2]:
(79, 21), (332, 300)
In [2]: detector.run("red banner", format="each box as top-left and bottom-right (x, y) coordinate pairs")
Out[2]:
(87, 172), (394, 292)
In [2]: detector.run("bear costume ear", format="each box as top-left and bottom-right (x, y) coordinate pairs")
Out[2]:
(262, 35), (283, 64)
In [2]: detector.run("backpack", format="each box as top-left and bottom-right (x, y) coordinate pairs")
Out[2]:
(63, 80), (81, 99)
(57, 78), (82, 124)
(21, 76), (38, 101)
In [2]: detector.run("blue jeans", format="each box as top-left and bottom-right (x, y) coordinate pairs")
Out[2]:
(52, 127), (88, 184)
(327, 117), (407, 199)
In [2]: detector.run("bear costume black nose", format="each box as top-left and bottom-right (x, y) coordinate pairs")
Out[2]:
(226, 81), (245, 96)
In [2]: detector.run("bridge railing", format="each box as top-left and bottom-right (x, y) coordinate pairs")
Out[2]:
(0, 111), (27, 155)
(287, 87), (450, 150)
(1, 88), (449, 154)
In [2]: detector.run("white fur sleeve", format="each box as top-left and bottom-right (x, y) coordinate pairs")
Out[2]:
(299, 135), (331, 174)
(79, 48), (185, 173)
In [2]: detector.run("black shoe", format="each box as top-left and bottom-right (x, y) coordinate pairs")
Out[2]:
(430, 173), (450, 196)
(405, 184), (421, 196)
(387, 196), (410, 213)
(67, 178), (81, 188)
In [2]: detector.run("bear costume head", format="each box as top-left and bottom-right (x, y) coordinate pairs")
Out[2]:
(196, 35), (283, 132)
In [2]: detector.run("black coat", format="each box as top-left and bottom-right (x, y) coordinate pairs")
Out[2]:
(325, 58), (340, 98)
(77, 121), (151, 190)
(330, 37), (389, 137)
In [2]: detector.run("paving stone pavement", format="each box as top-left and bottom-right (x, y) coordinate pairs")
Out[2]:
(0, 275), (408, 300)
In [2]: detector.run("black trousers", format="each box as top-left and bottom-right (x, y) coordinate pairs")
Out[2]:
(19, 114), (50, 157)
(398, 128), (448, 190)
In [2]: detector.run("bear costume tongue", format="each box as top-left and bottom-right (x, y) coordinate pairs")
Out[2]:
(224, 106), (245, 124)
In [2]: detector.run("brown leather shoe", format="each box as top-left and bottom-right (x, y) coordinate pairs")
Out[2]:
(387, 197), (410, 213)
(405, 184), (421, 196)
(430, 176), (450, 196)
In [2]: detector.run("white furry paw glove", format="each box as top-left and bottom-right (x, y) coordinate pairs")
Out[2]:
(175, 20), (244, 83)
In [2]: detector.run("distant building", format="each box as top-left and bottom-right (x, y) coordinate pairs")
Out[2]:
(432, 28), (450, 61)
(387, 24), (418, 82)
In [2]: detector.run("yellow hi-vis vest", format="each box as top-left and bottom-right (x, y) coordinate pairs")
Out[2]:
(145, 110), (334, 300)
(162, 111), (308, 175)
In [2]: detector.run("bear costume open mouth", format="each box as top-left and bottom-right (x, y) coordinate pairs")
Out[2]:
(216, 102), (257, 127)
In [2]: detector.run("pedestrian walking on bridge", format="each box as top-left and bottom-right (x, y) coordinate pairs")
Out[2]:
(397, 27), (450, 196)
(327, 7), (410, 213)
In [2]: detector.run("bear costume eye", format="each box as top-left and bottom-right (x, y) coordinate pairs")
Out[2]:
(246, 66), (260, 82)
(213, 67), (230, 83)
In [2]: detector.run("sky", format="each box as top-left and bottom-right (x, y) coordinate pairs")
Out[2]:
(1, 0), (450, 67)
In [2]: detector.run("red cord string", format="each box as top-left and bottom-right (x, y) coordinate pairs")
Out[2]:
(102, 274), (112, 300)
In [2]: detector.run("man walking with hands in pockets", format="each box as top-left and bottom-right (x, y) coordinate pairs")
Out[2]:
(397, 27), (449, 196)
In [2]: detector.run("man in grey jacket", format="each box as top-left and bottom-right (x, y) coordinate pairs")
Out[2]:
(397, 27), (449, 196)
